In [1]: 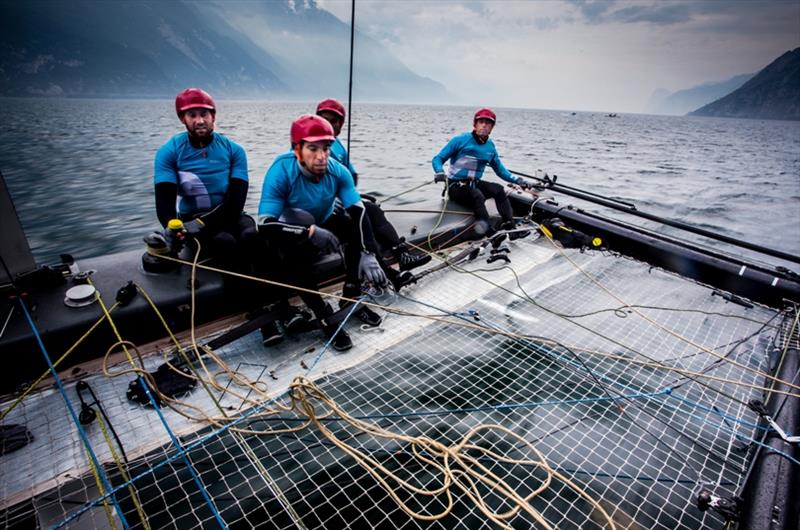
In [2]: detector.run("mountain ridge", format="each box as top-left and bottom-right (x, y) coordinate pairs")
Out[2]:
(689, 48), (800, 121)
(646, 74), (754, 116)
(0, 0), (449, 103)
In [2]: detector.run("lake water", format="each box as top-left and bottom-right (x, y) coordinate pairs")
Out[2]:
(1, 97), (799, 269)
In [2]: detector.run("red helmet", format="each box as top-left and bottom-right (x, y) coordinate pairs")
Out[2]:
(316, 98), (346, 118)
(474, 107), (496, 124)
(290, 114), (335, 145)
(175, 88), (216, 117)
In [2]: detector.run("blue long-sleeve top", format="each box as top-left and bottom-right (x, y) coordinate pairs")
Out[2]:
(432, 132), (520, 184)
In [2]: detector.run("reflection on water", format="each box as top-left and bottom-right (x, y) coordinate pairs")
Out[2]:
(1, 97), (798, 267)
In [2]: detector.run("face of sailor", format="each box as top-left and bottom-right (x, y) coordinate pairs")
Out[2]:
(297, 141), (331, 176)
(181, 108), (216, 141)
(318, 110), (344, 137)
(473, 118), (494, 140)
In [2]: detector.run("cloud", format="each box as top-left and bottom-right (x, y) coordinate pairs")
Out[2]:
(316, 0), (800, 112)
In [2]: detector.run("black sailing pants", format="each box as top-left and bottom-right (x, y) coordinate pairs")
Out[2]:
(447, 179), (514, 224)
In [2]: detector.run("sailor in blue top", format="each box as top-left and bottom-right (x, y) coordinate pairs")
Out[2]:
(316, 98), (431, 274)
(258, 115), (396, 351)
(154, 88), (258, 271)
(432, 108), (533, 236)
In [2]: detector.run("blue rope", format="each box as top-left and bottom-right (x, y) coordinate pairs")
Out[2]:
(44, 311), (228, 529)
(17, 299), (132, 530)
(54, 293), (364, 527)
(127, 371), (228, 529)
(663, 392), (800, 467)
(304, 296), (361, 375)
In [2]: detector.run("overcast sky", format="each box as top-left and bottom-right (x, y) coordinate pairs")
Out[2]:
(317, 0), (800, 113)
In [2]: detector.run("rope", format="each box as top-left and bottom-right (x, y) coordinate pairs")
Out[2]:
(285, 376), (618, 530)
(87, 267), (229, 530)
(378, 180), (434, 204)
(16, 297), (132, 530)
(1, 302), (120, 421)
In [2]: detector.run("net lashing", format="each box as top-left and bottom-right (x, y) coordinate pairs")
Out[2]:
(1, 231), (795, 530)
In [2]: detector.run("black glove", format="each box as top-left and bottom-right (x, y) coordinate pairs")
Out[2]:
(163, 228), (184, 254)
(516, 179), (533, 190)
(332, 198), (345, 218)
(183, 218), (205, 236)
(358, 252), (387, 286)
(310, 226), (340, 254)
(361, 193), (377, 203)
(434, 172), (447, 183)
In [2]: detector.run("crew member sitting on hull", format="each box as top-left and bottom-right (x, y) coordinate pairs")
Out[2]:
(432, 107), (533, 237)
(316, 98), (431, 273)
(154, 88), (258, 276)
(258, 115), (397, 351)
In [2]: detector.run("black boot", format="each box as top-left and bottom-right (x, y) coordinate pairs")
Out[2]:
(260, 320), (284, 347)
(392, 240), (432, 271)
(321, 321), (353, 351)
(340, 283), (382, 327)
(392, 270), (416, 292)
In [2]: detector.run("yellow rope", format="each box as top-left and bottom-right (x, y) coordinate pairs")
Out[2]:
(95, 412), (151, 530)
(1, 302), (120, 421)
(284, 376), (617, 530)
(83, 444), (118, 530)
(538, 228), (800, 393)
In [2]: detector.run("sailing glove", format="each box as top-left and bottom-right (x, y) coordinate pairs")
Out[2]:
(183, 218), (205, 237)
(333, 198), (345, 218)
(358, 252), (387, 286)
(434, 172), (447, 183)
(309, 226), (340, 254)
(163, 228), (183, 254)
(516, 179), (534, 190)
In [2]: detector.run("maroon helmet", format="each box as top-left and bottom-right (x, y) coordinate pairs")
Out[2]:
(175, 88), (216, 117)
(290, 114), (335, 145)
(316, 98), (346, 118)
(473, 107), (496, 124)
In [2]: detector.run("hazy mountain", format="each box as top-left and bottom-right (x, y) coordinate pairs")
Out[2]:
(690, 48), (800, 121)
(646, 74), (753, 116)
(193, 0), (449, 103)
(0, 0), (449, 102)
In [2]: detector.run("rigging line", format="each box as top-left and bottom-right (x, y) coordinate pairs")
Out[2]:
(426, 227), (799, 397)
(16, 298), (132, 530)
(345, 0), (355, 164)
(483, 257), (781, 396)
(136, 246), (305, 528)
(543, 231), (798, 391)
(135, 286), (307, 530)
(378, 180), (434, 204)
(87, 276), (229, 530)
(416, 242), (769, 403)
(668, 314), (781, 391)
(0, 302), (120, 421)
(764, 307), (799, 407)
(402, 291), (739, 478)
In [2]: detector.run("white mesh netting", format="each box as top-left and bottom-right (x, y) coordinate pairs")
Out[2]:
(2, 232), (796, 529)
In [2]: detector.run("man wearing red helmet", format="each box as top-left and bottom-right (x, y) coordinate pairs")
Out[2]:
(257, 114), (399, 351)
(432, 108), (532, 237)
(154, 88), (258, 268)
(316, 98), (430, 273)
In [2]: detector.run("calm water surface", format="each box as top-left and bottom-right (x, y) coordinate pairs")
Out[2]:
(1, 98), (798, 269)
